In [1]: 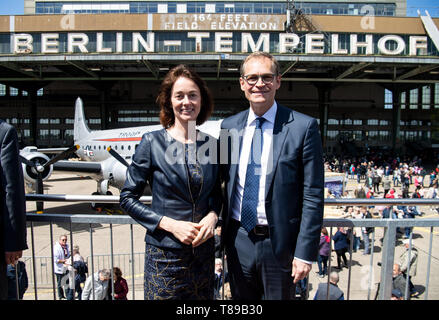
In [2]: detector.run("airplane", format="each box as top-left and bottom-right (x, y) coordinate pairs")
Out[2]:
(19, 97), (223, 210)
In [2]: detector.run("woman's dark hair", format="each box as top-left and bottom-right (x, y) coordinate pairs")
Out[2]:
(113, 267), (122, 279)
(156, 64), (214, 128)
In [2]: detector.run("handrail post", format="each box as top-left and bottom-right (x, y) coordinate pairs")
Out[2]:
(378, 222), (396, 300)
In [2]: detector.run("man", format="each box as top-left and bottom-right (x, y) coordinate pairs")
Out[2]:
(220, 52), (324, 299)
(53, 234), (70, 300)
(0, 120), (27, 300)
(392, 263), (409, 300)
(81, 269), (111, 300)
(214, 258), (229, 300)
(399, 239), (418, 297)
(313, 272), (344, 300)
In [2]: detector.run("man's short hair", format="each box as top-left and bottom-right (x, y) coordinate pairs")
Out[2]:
(240, 52), (280, 76)
(99, 269), (111, 279)
(329, 272), (339, 284)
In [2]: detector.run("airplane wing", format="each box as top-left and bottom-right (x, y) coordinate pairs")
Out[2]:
(37, 147), (69, 154)
(53, 160), (102, 173)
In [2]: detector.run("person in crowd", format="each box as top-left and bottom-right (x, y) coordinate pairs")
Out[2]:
(393, 167), (401, 187)
(220, 52), (324, 299)
(399, 239), (418, 297)
(393, 263), (409, 300)
(332, 227), (349, 269)
(313, 271), (344, 300)
(382, 176), (391, 198)
(317, 228), (330, 278)
(71, 245), (87, 300)
(6, 260), (28, 300)
(113, 267), (128, 300)
(360, 206), (373, 255)
(0, 120), (27, 300)
(53, 234), (70, 300)
(81, 269), (111, 300)
(352, 207), (363, 252)
(214, 223), (222, 259)
(120, 65), (221, 300)
(214, 258), (229, 300)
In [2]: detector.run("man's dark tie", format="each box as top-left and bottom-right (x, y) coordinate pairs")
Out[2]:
(241, 117), (265, 232)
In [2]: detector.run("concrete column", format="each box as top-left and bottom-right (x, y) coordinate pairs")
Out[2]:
(28, 89), (38, 146)
(316, 84), (331, 149)
(391, 89), (401, 153)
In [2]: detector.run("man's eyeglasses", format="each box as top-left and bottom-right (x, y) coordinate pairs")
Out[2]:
(241, 73), (277, 85)
(61, 239), (67, 242)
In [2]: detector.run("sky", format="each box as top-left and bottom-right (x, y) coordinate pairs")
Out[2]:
(0, 0), (437, 16)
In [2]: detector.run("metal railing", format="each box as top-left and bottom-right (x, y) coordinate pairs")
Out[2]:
(18, 195), (439, 300)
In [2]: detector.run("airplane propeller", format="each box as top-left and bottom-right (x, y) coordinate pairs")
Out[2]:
(19, 145), (79, 212)
(107, 146), (129, 167)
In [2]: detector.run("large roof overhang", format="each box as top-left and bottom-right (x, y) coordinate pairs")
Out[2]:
(1, 53), (438, 85)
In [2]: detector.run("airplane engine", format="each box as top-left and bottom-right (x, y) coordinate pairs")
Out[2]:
(102, 158), (128, 191)
(20, 147), (53, 184)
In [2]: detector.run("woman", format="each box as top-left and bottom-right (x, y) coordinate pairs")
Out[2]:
(120, 65), (221, 300)
(113, 267), (128, 300)
(317, 228), (330, 277)
(332, 227), (349, 269)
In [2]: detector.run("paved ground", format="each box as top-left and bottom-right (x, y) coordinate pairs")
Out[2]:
(20, 171), (439, 300)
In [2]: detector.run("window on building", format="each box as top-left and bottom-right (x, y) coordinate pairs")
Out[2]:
(401, 92), (406, 109)
(64, 129), (74, 140)
(37, 88), (44, 96)
(368, 131), (378, 140)
(0, 84), (5, 96)
(409, 89), (418, 109)
(379, 131), (390, 141)
(422, 85), (431, 109)
(327, 130), (338, 141)
(50, 129), (61, 139)
(39, 129), (49, 139)
(384, 89), (393, 109)
(352, 131), (362, 141)
(435, 84), (439, 108)
(367, 119), (379, 125)
(10, 87), (18, 96)
(88, 118), (101, 124)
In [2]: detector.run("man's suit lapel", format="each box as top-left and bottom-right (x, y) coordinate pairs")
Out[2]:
(264, 105), (294, 199)
(228, 109), (249, 202)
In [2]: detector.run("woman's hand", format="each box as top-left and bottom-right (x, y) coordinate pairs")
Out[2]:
(192, 211), (218, 248)
(158, 216), (200, 245)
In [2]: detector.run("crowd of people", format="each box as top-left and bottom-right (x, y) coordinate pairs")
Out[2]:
(52, 234), (129, 300)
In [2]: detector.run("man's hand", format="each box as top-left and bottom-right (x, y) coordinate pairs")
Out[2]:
(291, 258), (311, 284)
(5, 251), (23, 265)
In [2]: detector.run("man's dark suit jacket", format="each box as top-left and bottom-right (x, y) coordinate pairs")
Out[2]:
(220, 104), (324, 271)
(0, 120), (27, 299)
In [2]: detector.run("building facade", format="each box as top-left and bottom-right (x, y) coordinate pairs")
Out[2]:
(24, 1), (407, 17)
(0, 0), (438, 158)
